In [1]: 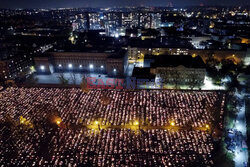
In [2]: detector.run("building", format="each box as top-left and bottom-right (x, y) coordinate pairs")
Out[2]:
(0, 49), (33, 82)
(103, 12), (122, 36)
(34, 50), (128, 77)
(127, 44), (247, 65)
(150, 55), (206, 87)
(121, 12), (139, 28)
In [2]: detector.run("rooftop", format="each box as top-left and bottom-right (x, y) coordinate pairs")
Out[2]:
(151, 54), (206, 68)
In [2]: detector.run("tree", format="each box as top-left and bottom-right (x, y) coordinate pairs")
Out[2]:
(70, 73), (77, 85)
(80, 74), (90, 93)
(159, 69), (180, 89)
(207, 104), (222, 140)
(213, 142), (235, 167)
(25, 74), (38, 85)
(170, 70), (181, 89)
(57, 73), (69, 85)
(188, 73), (200, 90)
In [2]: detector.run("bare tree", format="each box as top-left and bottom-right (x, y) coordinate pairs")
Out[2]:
(70, 73), (77, 85)
(57, 73), (69, 85)
(207, 105), (222, 139)
(169, 70), (181, 89)
(188, 73), (200, 90)
(158, 69), (181, 89)
(26, 74), (38, 85)
(80, 74), (90, 93)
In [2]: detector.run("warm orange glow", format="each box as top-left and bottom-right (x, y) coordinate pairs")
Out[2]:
(170, 121), (175, 126)
(205, 124), (210, 129)
(94, 121), (99, 125)
(134, 121), (139, 125)
(19, 116), (33, 128)
(241, 38), (250, 44)
(54, 117), (62, 126)
(192, 54), (197, 58)
(225, 55), (241, 65)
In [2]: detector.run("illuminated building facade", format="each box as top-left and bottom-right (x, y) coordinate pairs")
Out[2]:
(127, 46), (247, 65)
(0, 54), (33, 81)
(34, 50), (128, 76)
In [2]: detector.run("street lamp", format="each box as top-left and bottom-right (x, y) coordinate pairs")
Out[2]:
(40, 65), (45, 71)
(68, 64), (73, 68)
(54, 117), (62, 126)
(94, 121), (100, 130)
(134, 121), (139, 126)
(170, 121), (175, 126)
(56, 120), (61, 125)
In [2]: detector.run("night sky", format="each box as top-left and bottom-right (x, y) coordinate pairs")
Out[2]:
(0, 0), (248, 8)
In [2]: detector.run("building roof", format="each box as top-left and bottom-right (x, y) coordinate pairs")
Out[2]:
(132, 67), (155, 79)
(39, 49), (127, 59)
(151, 55), (206, 68)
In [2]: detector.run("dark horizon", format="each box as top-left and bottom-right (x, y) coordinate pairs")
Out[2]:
(0, 0), (249, 9)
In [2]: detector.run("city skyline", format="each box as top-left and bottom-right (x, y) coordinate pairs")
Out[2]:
(0, 0), (249, 9)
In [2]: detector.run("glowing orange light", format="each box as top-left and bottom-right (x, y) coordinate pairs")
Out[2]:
(54, 117), (62, 126)
(170, 121), (175, 126)
(134, 121), (139, 125)
(56, 120), (61, 125)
